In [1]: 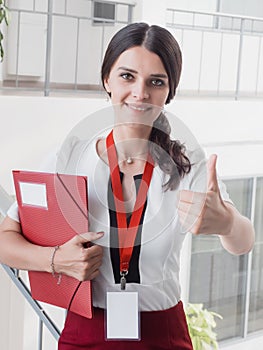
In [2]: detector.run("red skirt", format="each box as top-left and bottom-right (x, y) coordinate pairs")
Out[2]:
(58, 301), (193, 350)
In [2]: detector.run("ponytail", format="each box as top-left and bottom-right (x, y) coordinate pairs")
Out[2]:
(149, 113), (191, 190)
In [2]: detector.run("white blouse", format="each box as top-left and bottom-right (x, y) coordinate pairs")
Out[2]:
(7, 134), (231, 311)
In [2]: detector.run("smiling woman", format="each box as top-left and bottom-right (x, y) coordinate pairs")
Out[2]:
(0, 22), (255, 350)
(101, 23), (191, 191)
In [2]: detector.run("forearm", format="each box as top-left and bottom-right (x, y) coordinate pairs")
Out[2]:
(0, 216), (104, 281)
(219, 203), (255, 255)
(0, 219), (52, 272)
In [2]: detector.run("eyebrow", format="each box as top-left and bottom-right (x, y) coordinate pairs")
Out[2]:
(117, 66), (168, 79)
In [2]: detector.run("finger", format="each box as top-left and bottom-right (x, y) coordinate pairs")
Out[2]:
(77, 231), (104, 243)
(77, 250), (103, 280)
(178, 208), (204, 233)
(178, 190), (194, 203)
(86, 269), (100, 281)
(83, 255), (103, 280)
(179, 190), (206, 204)
(207, 154), (219, 192)
(90, 256), (103, 270)
(178, 200), (205, 217)
(79, 265), (101, 281)
(84, 244), (103, 259)
(178, 190), (206, 218)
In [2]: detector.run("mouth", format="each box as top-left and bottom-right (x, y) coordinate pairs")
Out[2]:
(125, 102), (152, 112)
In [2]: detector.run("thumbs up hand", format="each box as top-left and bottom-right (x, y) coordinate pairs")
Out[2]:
(178, 154), (233, 235)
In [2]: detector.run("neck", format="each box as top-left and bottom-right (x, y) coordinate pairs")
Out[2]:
(113, 123), (152, 140)
(112, 125), (151, 162)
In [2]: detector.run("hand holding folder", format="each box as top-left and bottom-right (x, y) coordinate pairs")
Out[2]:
(13, 170), (93, 319)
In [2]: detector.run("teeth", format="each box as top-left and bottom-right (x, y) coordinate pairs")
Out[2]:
(129, 105), (147, 111)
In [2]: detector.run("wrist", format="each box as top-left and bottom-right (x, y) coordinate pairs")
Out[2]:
(50, 245), (62, 284)
(35, 246), (54, 273)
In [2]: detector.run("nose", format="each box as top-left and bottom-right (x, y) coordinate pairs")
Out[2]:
(132, 81), (149, 100)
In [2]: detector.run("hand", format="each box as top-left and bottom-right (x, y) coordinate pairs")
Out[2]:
(178, 154), (233, 235)
(54, 231), (104, 281)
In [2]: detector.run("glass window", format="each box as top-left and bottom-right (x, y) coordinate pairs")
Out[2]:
(189, 178), (253, 341)
(248, 177), (263, 333)
(93, 0), (116, 25)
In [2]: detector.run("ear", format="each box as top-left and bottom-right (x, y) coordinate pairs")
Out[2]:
(103, 77), (111, 93)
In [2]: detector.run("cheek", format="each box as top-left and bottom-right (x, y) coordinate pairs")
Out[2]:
(111, 84), (130, 99)
(154, 90), (170, 106)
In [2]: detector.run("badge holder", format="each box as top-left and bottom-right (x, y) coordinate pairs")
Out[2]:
(105, 286), (140, 341)
(105, 130), (153, 341)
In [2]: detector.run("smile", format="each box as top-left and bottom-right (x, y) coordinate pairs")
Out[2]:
(125, 103), (151, 112)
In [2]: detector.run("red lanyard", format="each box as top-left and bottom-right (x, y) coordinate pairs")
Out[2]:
(106, 130), (154, 289)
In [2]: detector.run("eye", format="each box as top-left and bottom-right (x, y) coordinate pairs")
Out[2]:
(151, 79), (165, 87)
(120, 73), (134, 81)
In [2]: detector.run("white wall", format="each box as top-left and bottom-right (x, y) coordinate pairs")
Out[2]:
(0, 96), (109, 194)
(1, 95), (263, 194)
(166, 0), (218, 12)
(167, 99), (263, 177)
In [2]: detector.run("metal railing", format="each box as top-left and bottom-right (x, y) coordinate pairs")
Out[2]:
(166, 8), (263, 99)
(0, 185), (61, 349)
(1, 0), (134, 96)
(1, 4), (263, 99)
(166, 8), (263, 33)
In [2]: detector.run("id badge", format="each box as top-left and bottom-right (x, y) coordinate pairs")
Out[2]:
(106, 291), (140, 340)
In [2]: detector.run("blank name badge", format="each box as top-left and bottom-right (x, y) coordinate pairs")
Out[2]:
(106, 291), (140, 340)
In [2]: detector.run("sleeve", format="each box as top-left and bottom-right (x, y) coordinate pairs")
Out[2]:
(6, 148), (59, 224)
(6, 201), (20, 223)
(56, 136), (84, 174)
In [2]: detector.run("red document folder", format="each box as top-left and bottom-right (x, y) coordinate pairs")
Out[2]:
(12, 170), (92, 319)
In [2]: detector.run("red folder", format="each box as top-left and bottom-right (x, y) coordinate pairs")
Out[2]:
(12, 170), (92, 319)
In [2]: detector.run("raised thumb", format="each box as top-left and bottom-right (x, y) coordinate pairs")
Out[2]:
(207, 154), (219, 192)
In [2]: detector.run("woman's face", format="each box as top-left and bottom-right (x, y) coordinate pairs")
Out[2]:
(104, 46), (170, 127)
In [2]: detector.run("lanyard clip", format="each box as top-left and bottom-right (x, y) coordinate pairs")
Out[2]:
(120, 270), (128, 290)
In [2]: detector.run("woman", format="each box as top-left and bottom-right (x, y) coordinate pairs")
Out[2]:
(0, 23), (254, 349)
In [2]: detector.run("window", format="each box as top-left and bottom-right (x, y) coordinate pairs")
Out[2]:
(93, 1), (116, 25)
(189, 178), (255, 341)
(248, 177), (263, 334)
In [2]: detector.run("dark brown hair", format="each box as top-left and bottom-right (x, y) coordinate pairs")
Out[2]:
(101, 22), (191, 190)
